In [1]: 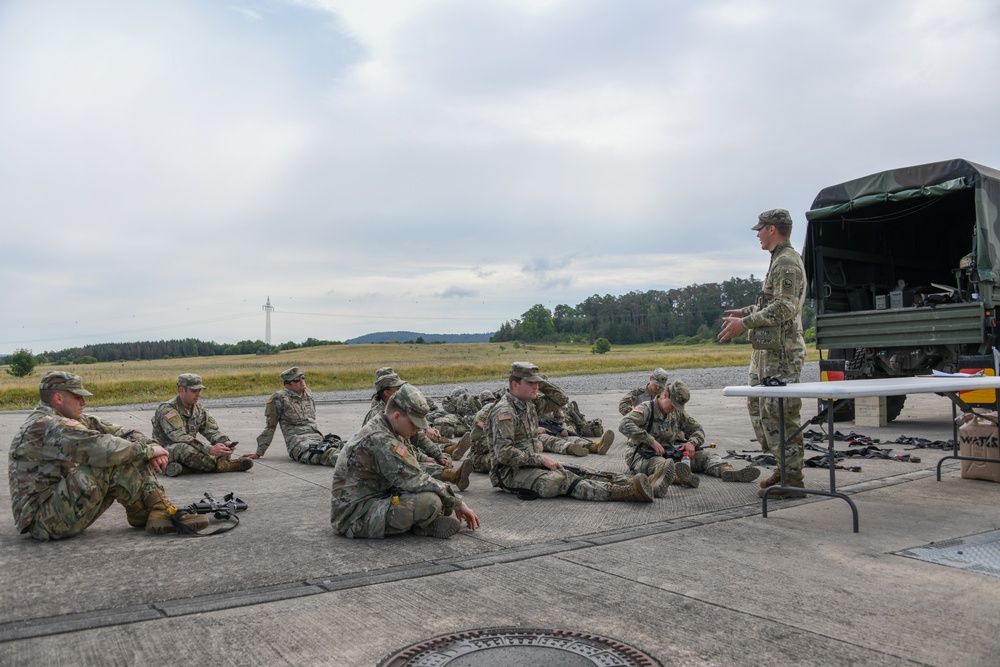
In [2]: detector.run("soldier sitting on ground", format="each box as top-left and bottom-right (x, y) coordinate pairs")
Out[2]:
(488, 362), (666, 503)
(244, 367), (344, 467)
(331, 384), (480, 539)
(618, 367), (670, 416)
(151, 373), (252, 476)
(364, 369), (472, 490)
(9, 372), (208, 540)
(619, 380), (760, 493)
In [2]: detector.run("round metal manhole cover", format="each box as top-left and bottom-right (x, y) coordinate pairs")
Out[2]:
(378, 627), (661, 667)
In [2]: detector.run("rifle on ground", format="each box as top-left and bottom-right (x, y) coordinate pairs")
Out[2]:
(171, 492), (247, 535)
(539, 419), (579, 438)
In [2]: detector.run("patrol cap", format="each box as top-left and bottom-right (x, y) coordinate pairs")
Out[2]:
(650, 368), (669, 387)
(375, 372), (407, 392)
(374, 367), (395, 379)
(280, 367), (305, 383)
(666, 380), (691, 411)
(39, 371), (93, 397)
(479, 390), (496, 403)
(752, 208), (793, 231)
(177, 373), (206, 390)
(510, 361), (545, 382)
(390, 383), (430, 429)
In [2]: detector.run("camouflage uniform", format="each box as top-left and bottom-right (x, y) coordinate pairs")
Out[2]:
(256, 387), (340, 467)
(151, 395), (232, 472)
(331, 397), (463, 539)
(365, 399), (447, 478)
(469, 402), (494, 473)
(487, 374), (633, 501)
(619, 400), (723, 476)
(737, 211), (808, 474)
(618, 368), (670, 415)
(10, 402), (164, 541)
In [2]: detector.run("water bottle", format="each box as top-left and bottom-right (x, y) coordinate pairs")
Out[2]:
(681, 452), (691, 468)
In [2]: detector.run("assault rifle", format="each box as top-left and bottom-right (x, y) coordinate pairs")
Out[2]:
(539, 419), (579, 438)
(182, 491), (248, 520)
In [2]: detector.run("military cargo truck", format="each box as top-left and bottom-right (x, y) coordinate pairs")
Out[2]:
(803, 159), (1000, 420)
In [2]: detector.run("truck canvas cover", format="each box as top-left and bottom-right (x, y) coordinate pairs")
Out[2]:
(805, 158), (1000, 285)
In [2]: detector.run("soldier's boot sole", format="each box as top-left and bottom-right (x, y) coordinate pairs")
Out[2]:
(412, 516), (462, 539)
(450, 432), (472, 461)
(441, 459), (473, 491)
(674, 463), (699, 488)
(648, 459), (675, 498)
(589, 430), (615, 455)
(722, 465), (761, 483)
(164, 462), (189, 477)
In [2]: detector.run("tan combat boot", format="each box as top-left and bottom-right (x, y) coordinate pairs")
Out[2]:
(759, 468), (783, 489)
(121, 499), (149, 528)
(757, 471), (806, 499)
(216, 457), (254, 473)
(647, 459), (676, 498)
(674, 462), (700, 488)
(589, 430), (614, 455)
(609, 474), (654, 502)
(443, 432), (472, 460)
(143, 488), (209, 535)
(440, 458), (472, 491)
(718, 463), (761, 483)
(566, 442), (589, 457)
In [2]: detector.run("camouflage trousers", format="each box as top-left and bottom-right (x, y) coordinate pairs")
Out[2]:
(343, 492), (443, 538)
(748, 348), (805, 473)
(29, 462), (161, 541)
(629, 448), (724, 476)
(495, 466), (633, 501)
(167, 442), (223, 473)
(420, 461), (445, 478)
(539, 433), (590, 455)
(288, 438), (342, 467)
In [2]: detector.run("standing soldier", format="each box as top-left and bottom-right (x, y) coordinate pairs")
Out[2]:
(618, 368), (670, 415)
(718, 208), (807, 498)
(9, 372), (207, 539)
(487, 362), (661, 503)
(245, 367), (343, 466)
(151, 373), (252, 476)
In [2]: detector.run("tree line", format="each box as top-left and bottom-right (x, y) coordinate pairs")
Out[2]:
(2, 337), (344, 367)
(491, 276), (816, 344)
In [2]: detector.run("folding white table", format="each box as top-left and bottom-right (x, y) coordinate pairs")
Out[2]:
(722, 376), (1000, 532)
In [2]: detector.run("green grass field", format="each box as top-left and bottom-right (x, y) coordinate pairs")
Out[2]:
(0, 342), (820, 410)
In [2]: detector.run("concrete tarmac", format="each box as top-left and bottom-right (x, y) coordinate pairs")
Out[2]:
(1, 382), (999, 666)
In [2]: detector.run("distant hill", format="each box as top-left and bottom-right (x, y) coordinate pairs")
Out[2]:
(345, 331), (494, 344)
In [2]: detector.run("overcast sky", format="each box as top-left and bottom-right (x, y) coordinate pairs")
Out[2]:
(2, 0), (999, 352)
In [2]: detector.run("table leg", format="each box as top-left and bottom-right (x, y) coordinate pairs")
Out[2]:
(760, 397), (859, 532)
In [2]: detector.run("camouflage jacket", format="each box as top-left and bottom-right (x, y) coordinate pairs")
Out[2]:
(151, 395), (230, 455)
(619, 400), (705, 462)
(256, 388), (323, 456)
(9, 403), (158, 533)
(365, 399), (444, 461)
(487, 392), (546, 488)
(618, 385), (656, 416)
(740, 240), (806, 344)
(330, 413), (461, 538)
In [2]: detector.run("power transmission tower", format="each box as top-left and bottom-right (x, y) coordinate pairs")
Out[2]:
(263, 296), (274, 345)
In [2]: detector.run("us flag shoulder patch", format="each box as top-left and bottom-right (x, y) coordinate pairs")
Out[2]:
(164, 410), (178, 420)
(64, 419), (81, 427)
(497, 412), (513, 421)
(395, 442), (408, 457)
